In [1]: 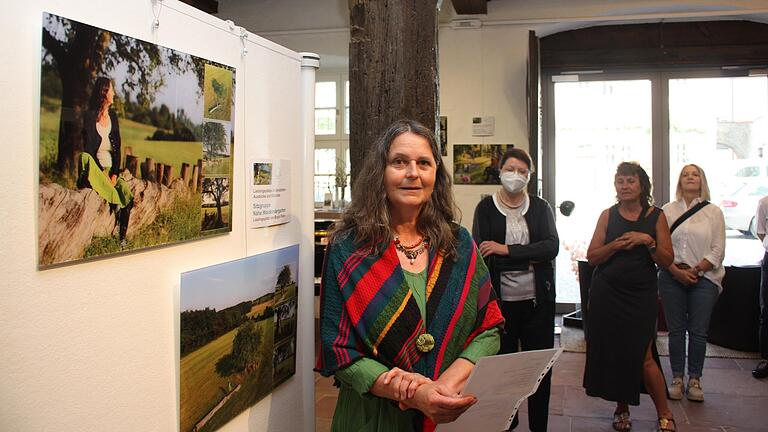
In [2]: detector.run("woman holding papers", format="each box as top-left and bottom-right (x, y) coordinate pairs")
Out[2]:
(472, 148), (559, 432)
(584, 162), (677, 432)
(316, 120), (505, 432)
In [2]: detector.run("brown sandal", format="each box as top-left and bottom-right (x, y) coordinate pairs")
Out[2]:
(658, 417), (676, 432)
(612, 411), (632, 431)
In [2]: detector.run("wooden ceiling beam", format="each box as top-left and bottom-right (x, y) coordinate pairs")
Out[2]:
(451, 0), (487, 15)
(179, 0), (218, 14)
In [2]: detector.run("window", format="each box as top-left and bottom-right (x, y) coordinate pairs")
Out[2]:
(315, 81), (336, 135)
(314, 73), (350, 206)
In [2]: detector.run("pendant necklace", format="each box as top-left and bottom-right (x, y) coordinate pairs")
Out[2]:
(394, 235), (430, 265)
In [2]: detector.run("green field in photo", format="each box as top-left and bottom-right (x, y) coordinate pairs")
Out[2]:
(39, 103), (202, 184)
(204, 157), (232, 176)
(203, 64), (233, 121)
(273, 283), (297, 305)
(180, 316), (275, 432)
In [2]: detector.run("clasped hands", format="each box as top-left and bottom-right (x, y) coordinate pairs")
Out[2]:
(379, 367), (477, 424)
(669, 264), (699, 285)
(612, 231), (654, 251)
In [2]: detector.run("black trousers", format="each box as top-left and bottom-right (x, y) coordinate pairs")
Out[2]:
(501, 299), (555, 432)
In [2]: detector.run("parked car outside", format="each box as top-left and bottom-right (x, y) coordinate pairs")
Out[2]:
(720, 182), (768, 238)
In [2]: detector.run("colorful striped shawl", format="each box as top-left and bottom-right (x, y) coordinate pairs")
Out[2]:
(316, 226), (504, 381)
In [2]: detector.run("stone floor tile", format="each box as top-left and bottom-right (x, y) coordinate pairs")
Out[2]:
(680, 392), (768, 430)
(571, 415), (657, 432)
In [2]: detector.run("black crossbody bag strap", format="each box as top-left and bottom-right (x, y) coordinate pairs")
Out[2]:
(669, 201), (710, 233)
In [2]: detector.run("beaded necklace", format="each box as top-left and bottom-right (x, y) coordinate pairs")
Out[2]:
(394, 235), (430, 265)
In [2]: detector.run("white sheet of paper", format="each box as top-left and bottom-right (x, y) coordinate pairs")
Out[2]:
(438, 348), (562, 432)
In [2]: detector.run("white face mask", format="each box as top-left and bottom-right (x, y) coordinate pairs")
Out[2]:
(500, 171), (528, 194)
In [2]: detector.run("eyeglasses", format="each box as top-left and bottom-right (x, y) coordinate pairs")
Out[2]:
(502, 167), (530, 177)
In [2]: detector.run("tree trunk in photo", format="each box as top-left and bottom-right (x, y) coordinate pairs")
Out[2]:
(348, 0), (439, 185)
(44, 24), (110, 179)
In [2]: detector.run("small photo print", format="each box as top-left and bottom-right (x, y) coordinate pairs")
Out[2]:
(439, 116), (448, 156)
(253, 162), (273, 186)
(204, 64), (234, 121)
(201, 176), (231, 232)
(202, 121), (232, 176)
(453, 144), (514, 185)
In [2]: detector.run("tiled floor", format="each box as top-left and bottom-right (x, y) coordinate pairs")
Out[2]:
(315, 327), (768, 431)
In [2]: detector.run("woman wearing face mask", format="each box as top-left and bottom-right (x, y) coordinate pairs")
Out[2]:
(472, 148), (559, 432)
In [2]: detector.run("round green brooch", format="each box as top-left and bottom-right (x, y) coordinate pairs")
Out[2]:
(415, 333), (435, 353)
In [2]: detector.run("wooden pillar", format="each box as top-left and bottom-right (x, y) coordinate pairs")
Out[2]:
(348, 0), (439, 184)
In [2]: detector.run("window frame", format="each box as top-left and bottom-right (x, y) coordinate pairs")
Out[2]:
(314, 71), (350, 206)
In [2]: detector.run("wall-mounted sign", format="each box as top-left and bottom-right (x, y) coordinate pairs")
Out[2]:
(250, 159), (290, 228)
(472, 116), (495, 136)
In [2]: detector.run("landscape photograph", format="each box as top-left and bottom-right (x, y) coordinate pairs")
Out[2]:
(453, 144), (514, 185)
(38, 12), (235, 266)
(179, 245), (299, 432)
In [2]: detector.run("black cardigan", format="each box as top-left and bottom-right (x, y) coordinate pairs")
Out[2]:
(83, 109), (122, 177)
(472, 194), (559, 303)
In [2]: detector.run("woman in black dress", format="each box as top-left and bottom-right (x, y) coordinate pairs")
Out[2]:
(583, 162), (676, 432)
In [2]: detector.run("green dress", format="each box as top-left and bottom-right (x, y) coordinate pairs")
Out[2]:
(330, 269), (501, 431)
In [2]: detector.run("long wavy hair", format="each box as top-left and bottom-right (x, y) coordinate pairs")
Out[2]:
(330, 119), (459, 258)
(615, 161), (653, 207)
(88, 77), (113, 113)
(674, 164), (711, 201)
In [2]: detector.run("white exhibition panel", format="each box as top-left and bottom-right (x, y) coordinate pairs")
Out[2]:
(0, 1), (311, 431)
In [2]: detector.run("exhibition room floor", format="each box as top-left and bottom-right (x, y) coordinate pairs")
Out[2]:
(314, 320), (768, 432)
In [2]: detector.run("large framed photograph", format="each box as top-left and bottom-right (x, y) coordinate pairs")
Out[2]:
(453, 144), (514, 185)
(180, 245), (299, 432)
(38, 12), (235, 267)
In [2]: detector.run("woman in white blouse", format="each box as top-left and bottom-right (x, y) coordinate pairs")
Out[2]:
(660, 164), (725, 402)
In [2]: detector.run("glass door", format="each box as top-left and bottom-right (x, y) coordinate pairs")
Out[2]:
(667, 74), (768, 265)
(548, 75), (656, 304)
(545, 70), (768, 305)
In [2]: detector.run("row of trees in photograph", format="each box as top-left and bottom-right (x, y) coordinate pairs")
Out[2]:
(180, 300), (273, 357)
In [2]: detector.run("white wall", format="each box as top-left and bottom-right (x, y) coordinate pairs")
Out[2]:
(0, 1), (312, 431)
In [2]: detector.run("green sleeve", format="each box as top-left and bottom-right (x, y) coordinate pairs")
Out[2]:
(459, 327), (500, 364)
(334, 357), (390, 396)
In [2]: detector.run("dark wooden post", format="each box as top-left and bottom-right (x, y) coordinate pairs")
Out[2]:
(125, 155), (138, 177)
(181, 163), (190, 186)
(191, 164), (199, 193)
(156, 163), (165, 185)
(144, 158), (156, 181)
(162, 165), (174, 186)
(348, 0), (439, 184)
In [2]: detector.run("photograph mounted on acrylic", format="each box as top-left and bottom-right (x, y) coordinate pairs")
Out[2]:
(453, 144), (514, 185)
(38, 12), (235, 267)
(180, 245), (299, 432)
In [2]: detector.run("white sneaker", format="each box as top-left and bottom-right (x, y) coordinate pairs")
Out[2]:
(668, 377), (684, 400)
(687, 377), (704, 402)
